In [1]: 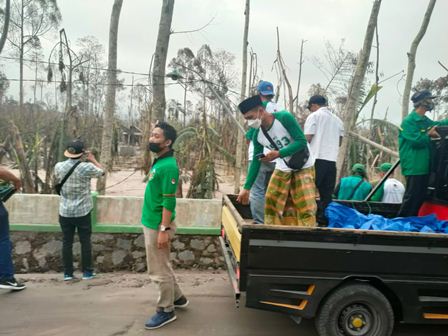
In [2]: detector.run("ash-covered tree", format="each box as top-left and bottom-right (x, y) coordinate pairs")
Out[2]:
(5, 0), (61, 112)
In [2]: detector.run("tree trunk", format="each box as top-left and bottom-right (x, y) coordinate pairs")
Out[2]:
(295, 39), (305, 114)
(97, 0), (123, 194)
(19, 0), (24, 112)
(348, 131), (398, 158)
(0, 0), (10, 54)
(401, 0), (437, 119)
(369, 24), (380, 126)
(276, 27), (294, 112)
(9, 121), (35, 193)
(235, 0), (250, 194)
(151, 0), (175, 122)
(336, 0), (382, 177)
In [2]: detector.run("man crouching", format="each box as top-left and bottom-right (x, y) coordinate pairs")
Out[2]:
(142, 121), (188, 330)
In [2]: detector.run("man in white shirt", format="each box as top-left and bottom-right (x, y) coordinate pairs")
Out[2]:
(372, 162), (405, 203)
(304, 95), (344, 217)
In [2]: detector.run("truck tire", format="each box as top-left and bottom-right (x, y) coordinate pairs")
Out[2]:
(315, 283), (394, 336)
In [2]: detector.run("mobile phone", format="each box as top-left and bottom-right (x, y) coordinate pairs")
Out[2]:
(255, 153), (265, 159)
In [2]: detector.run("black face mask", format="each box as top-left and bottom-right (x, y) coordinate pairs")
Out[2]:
(148, 142), (163, 153)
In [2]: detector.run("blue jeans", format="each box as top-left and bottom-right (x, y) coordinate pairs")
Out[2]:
(249, 161), (275, 224)
(0, 202), (14, 280)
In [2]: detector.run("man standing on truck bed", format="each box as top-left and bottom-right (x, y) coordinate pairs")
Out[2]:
(237, 95), (317, 226)
(304, 95), (344, 218)
(245, 81), (279, 224)
(398, 90), (448, 217)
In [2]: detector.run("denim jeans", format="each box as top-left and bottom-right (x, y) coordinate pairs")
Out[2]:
(0, 202), (14, 280)
(249, 161), (275, 224)
(59, 212), (93, 275)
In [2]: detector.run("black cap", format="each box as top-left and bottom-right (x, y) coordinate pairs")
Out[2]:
(238, 95), (263, 114)
(307, 95), (327, 108)
(411, 90), (436, 104)
(64, 139), (85, 158)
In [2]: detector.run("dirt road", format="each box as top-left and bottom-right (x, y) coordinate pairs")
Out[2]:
(1, 271), (447, 336)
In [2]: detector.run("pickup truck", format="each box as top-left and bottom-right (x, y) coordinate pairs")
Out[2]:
(220, 128), (448, 336)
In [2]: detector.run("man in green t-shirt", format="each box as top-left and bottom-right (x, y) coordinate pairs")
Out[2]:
(142, 122), (188, 330)
(398, 90), (448, 217)
(335, 163), (372, 201)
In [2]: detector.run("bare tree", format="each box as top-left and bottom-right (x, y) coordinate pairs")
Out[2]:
(401, 0), (437, 119)
(7, 0), (61, 112)
(369, 23), (380, 124)
(9, 120), (34, 192)
(0, 0), (10, 54)
(151, 0), (175, 122)
(336, 0), (382, 176)
(234, 0), (250, 194)
(294, 39), (305, 113)
(97, 0), (123, 194)
(273, 27), (294, 112)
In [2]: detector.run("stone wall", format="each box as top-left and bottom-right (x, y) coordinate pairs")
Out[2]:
(11, 232), (224, 273)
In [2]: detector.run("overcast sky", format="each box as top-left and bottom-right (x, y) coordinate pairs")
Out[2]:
(2, 0), (448, 125)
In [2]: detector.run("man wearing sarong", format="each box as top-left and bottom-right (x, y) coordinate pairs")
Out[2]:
(237, 95), (317, 226)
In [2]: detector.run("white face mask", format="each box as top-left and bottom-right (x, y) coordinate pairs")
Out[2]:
(247, 118), (261, 129)
(247, 111), (262, 129)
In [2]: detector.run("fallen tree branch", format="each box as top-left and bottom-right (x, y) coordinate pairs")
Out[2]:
(349, 130), (398, 157)
(171, 16), (215, 35)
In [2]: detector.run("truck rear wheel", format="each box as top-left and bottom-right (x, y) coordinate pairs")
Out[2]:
(315, 283), (394, 336)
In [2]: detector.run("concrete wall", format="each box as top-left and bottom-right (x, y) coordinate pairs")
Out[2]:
(6, 194), (222, 229)
(6, 194), (224, 272)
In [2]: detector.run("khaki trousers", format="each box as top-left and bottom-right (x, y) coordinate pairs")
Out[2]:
(143, 225), (183, 312)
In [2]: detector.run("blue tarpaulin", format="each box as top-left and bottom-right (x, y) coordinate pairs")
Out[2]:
(326, 202), (448, 234)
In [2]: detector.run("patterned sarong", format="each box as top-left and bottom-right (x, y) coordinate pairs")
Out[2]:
(264, 167), (317, 226)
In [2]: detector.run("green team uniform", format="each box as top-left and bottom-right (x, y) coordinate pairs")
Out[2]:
(399, 110), (448, 176)
(336, 176), (372, 201)
(370, 180), (384, 202)
(141, 153), (179, 230)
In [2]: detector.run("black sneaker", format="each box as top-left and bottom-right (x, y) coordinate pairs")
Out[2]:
(174, 295), (189, 308)
(0, 277), (26, 291)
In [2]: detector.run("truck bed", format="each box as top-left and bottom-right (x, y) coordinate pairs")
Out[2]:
(221, 194), (448, 324)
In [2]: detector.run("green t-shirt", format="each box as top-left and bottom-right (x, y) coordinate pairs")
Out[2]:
(141, 154), (179, 230)
(336, 176), (372, 201)
(370, 180), (384, 202)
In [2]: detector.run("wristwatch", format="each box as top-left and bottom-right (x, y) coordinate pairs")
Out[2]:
(160, 224), (171, 232)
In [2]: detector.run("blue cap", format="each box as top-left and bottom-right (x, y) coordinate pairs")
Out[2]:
(257, 81), (274, 96)
(411, 90), (436, 104)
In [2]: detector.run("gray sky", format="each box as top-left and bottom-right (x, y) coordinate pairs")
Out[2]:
(3, 0), (448, 125)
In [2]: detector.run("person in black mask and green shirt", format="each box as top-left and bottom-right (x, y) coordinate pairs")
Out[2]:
(141, 122), (188, 330)
(398, 90), (448, 217)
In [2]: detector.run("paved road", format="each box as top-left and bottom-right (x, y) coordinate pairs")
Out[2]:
(1, 272), (447, 336)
